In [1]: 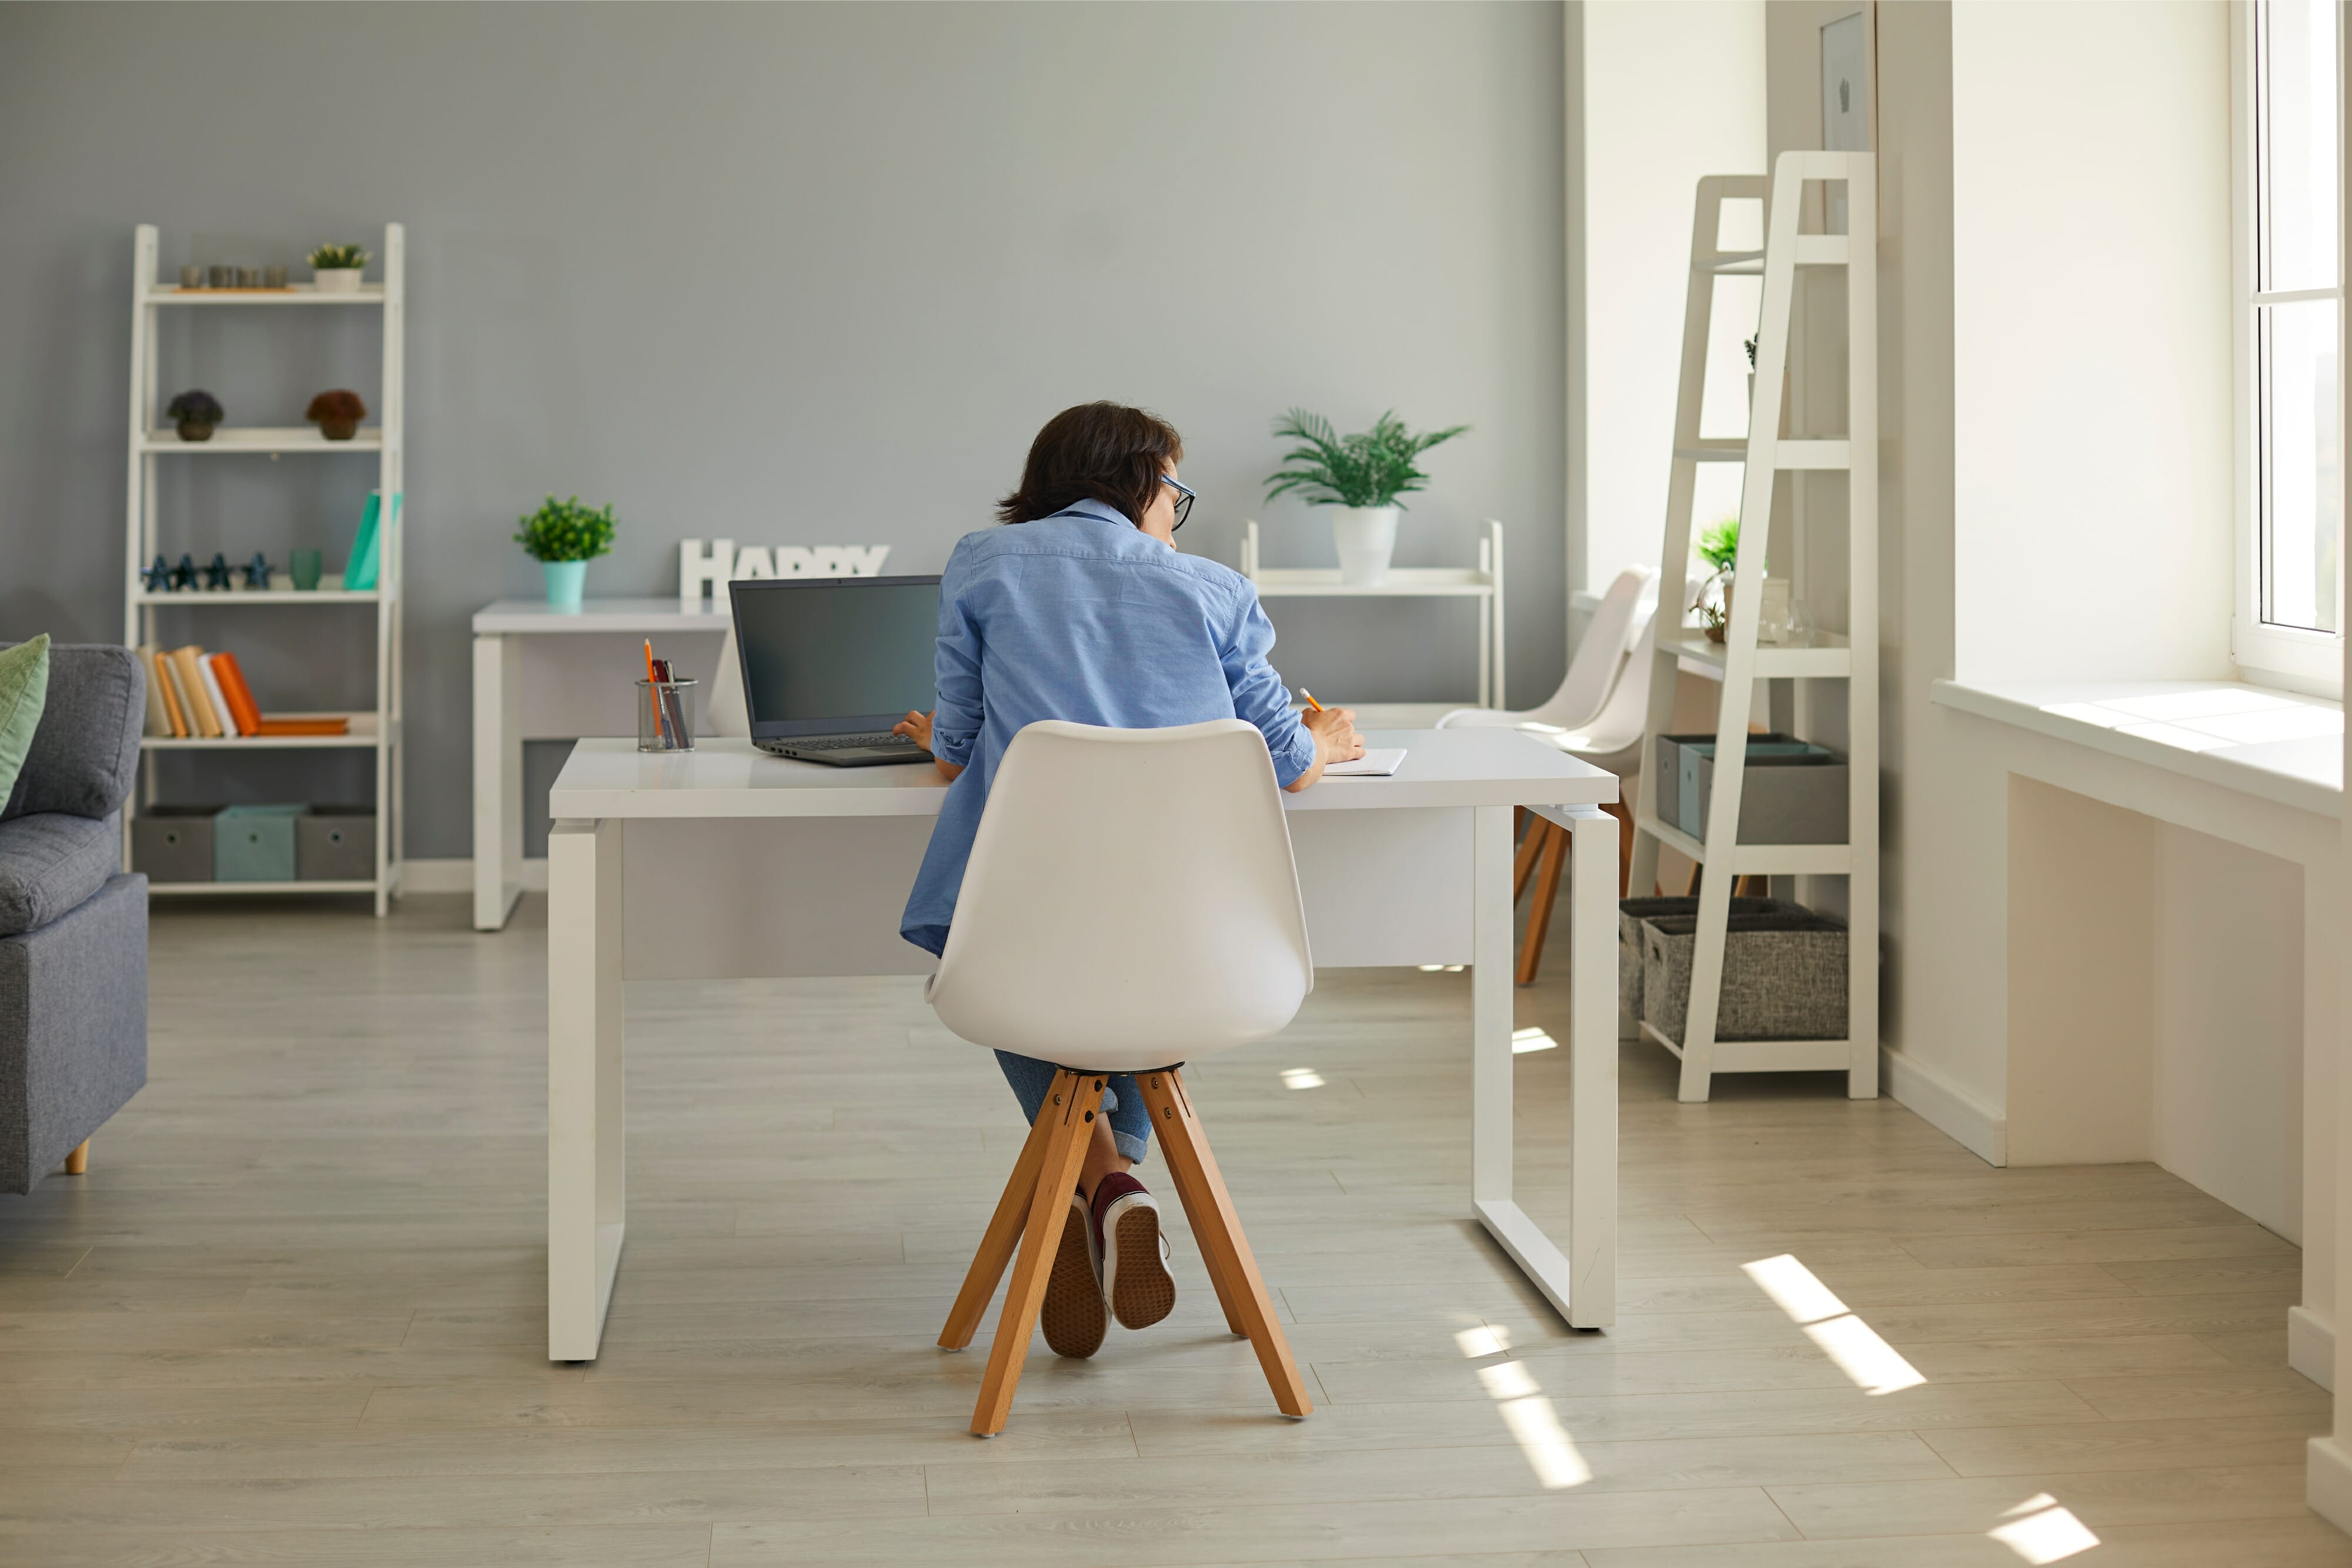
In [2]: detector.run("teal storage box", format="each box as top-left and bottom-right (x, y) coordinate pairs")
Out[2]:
(1655, 733), (1828, 834)
(213, 803), (309, 882)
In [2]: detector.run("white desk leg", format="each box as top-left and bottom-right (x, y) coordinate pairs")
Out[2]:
(1476, 803), (1618, 1330)
(1565, 805), (1619, 1326)
(549, 817), (624, 1360)
(473, 634), (524, 931)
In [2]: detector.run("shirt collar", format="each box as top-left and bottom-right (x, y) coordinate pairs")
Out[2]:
(1054, 498), (1135, 529)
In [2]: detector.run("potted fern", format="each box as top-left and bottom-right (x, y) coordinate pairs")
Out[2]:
(308, 242), (368, 293)
(1264, 409), (1468, 586)
(514, 495), (617, 610)
(1693, 517), (1739, 643)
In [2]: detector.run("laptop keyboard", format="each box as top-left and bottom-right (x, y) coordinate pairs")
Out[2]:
(789, 733), (916, 751)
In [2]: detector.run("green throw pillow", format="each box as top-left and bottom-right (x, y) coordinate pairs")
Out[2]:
(0, 634), (51, 809)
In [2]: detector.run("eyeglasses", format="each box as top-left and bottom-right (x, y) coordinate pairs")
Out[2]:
(1160, 474), (1195, 532)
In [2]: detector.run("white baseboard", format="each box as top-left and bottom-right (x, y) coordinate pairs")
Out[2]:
(2293, 1306), (2337, 1392)
(403, 858), (547, 895)
(1880, 1045), (2007, 1167)
(2310, 1436), (2352, 1536)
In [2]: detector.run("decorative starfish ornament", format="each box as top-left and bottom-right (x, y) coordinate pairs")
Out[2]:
(203, 552), (233, 591)
(142, 554), (173, 593)
(170, 554), (198, 591)
(243, 552), (273, 590)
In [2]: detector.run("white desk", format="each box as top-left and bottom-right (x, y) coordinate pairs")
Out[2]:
(472, 598), (729, 930)
(543, 728), (1621, 1362)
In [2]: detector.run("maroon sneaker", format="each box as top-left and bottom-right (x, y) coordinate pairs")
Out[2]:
(1093, 1172), (1175, 1330)
(1040, 1186), (1107, 1359)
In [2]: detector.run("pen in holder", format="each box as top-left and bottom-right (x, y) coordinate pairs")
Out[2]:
(637, 677), (699, 753)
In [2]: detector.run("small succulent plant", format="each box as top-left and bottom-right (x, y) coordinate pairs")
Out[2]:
(305, 389), (368, 440)
(307, 243), (369, 270)
(514, 496), (618, 563)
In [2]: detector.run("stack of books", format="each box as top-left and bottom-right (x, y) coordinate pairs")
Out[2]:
(137, 645), (349, 739)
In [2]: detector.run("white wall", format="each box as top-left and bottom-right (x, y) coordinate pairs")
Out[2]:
(1950, 0), (2235, 682)
(1574, 0), (1765, 597)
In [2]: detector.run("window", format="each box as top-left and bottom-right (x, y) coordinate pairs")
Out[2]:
(2236, 0), (2344, 690)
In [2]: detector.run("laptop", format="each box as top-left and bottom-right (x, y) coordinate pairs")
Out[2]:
(728, 573), (944, 765)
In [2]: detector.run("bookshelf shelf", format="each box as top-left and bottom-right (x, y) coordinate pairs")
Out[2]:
(124, 222), (406, 915)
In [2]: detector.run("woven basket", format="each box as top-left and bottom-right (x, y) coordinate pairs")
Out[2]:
(1638, 908), (1847, 1044)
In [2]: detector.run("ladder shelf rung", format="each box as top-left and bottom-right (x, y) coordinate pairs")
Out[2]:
(1660, 630), (1852, 679)
(1674, 439), (1850, 469)
(1633, 814), (1853, 877)
(1693, 235), (1850, 275)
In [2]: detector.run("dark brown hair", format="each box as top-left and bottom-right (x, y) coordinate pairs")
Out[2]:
(997, 402), (1184, 527)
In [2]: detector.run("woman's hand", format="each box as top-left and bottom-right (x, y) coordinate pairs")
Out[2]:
(894, 710), (964, 781)
(1285, 703), (1365, 793)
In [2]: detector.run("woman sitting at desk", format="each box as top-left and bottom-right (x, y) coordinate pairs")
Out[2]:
(896, 400), (1362, 1360)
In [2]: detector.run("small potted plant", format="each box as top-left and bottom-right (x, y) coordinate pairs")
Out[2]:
(1693, 517), (1739, 643)
(166, 389), (223, 442)
(305, 389), (367, 442)
(514, 495), (617, 610)
(308, 242), (369, 293)
(1264, 409), (1468, 586)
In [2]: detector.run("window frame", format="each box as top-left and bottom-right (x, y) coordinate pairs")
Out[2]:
(2232, 0), (2346, 696)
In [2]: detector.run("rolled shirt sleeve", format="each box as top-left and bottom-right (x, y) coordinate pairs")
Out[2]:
(1221, 583), (1318, 787)
(930, 570), (984, 769)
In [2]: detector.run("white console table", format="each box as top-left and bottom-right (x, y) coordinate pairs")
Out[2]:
(1242, 519), (1506, 708)
(472, 597), (728, 930)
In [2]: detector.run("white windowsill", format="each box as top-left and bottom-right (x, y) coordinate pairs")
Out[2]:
(1931, 677), (2343, 818)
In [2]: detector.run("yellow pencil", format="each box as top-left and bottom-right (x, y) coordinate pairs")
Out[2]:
(1299, 688), (1325, 713)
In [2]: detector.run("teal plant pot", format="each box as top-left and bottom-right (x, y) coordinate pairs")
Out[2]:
(543, 559), (587, 611)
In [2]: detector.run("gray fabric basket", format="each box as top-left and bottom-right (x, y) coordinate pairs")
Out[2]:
(1618, 896), (1805, 1022)
(1640, 909), (1847, 1045)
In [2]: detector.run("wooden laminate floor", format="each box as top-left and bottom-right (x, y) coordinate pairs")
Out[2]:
(0, 894), (2341, 1567)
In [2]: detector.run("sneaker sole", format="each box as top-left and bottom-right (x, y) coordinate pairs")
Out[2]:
(1040, 1199), (1106, 1359)
(1108, 1202), (1176, 1330)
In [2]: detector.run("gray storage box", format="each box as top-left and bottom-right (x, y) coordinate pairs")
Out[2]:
(1640, 909), (1847, 1044)
(296, 810), (375, 881)
(131, 805), (221, 883)
(1654, 733), (1825, 832)
(214, 804), (308, 882)
(1685, 748), (1847, 844)
(1618, 896), (1806, 1022)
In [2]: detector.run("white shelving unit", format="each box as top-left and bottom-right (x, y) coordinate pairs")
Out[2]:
(1627, 153), (1879, 1104)
(122, 222), (406, 915)
(1241, 517), (1506, 708)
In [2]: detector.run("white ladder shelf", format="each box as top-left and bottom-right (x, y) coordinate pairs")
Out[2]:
(1627, 152), (1879, 1104)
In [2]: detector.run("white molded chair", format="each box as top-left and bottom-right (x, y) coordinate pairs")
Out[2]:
(929, 718), (1315, 1435)
(1435, 564), (1655, 733)
(1514, 614), (1660, 982)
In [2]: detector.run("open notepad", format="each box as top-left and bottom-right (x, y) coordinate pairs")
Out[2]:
(1324, 748), (1406, 778)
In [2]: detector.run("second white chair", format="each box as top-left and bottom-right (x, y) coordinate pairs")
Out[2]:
(928, 718), (1317, 1436)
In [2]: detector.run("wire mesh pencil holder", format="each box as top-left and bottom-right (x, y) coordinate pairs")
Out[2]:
(637, 677), (698, 753)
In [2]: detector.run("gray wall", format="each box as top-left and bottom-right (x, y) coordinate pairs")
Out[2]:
(0, 2), (1566, 860)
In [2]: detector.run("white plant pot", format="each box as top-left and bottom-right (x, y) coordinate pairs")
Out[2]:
(313, 268), (363, 294)
(1328, 505), (1401, 587)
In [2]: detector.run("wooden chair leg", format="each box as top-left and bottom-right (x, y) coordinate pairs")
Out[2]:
(1155, 1121), (1247, 1338)
(1512, 807), (1548, 902)
(1137, 1068), (1311, 1417)
(62, 1140), (88, 1176)
(970, 1070), (1103, 1436)
(939, 1086), (1063, 1350)
(1516, 821), (1569, 986)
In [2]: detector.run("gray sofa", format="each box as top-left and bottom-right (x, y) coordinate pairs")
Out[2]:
(0, 643), (147, 1195)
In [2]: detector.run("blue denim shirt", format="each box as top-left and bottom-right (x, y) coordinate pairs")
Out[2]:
(899, 499), (1318, 956)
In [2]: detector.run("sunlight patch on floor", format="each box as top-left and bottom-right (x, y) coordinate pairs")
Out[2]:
(1743, 1253), (1925, 1396)
(1989, 1493), (2100, 1564)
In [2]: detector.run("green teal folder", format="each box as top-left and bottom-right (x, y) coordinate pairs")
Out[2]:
(346, 490), (399, 591)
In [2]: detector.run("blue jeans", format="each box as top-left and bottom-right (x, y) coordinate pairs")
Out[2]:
(994, 1051), (1151, 1166)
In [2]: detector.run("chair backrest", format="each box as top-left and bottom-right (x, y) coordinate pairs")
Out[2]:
(1435, 564), (1652, 730)
(928, 719), (1314, 1074)
(1559, 612), (1658, 764)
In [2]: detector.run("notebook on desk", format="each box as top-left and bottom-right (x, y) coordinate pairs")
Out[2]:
(1325, 748), (1406, 777)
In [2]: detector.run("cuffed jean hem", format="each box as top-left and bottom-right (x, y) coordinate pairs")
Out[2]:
(993, 1050), (1151, 1166)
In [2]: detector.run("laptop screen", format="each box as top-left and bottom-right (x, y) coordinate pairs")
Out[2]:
(729, 574), (942, 739)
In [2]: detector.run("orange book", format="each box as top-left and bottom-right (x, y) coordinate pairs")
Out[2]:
(253, 717), (350, 737)
(169, 646), (222, 737)
(209, 651), (265, 737)
(149, 649), (188, 737)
